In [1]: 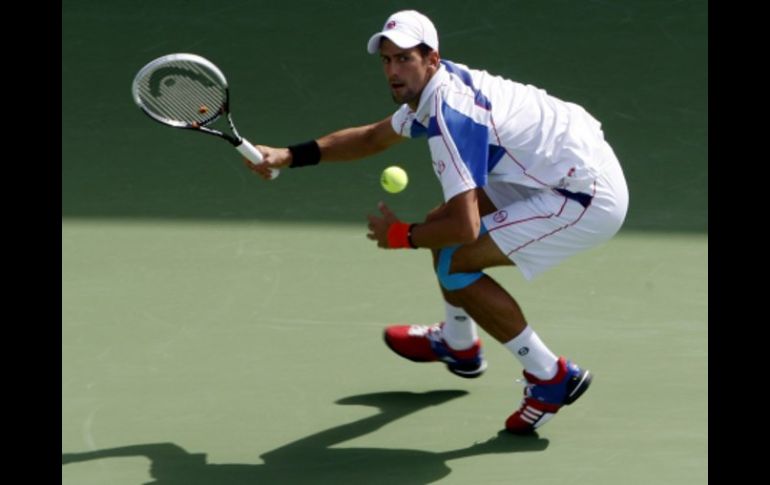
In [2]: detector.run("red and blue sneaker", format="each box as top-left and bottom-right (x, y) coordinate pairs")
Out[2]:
(383, 323), (487, 378)
(505, 357), (592, 434)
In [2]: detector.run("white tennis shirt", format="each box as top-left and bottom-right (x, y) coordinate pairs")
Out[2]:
(391, 60), (607, 202)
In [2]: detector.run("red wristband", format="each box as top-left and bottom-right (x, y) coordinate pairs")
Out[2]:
(387, 222), (416, 249)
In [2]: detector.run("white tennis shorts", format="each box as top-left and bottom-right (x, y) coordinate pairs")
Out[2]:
(482, 141), (629, 280)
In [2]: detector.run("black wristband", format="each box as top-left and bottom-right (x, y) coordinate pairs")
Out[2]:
(288, 140), (321, 168)
(407, 223), (418, 249)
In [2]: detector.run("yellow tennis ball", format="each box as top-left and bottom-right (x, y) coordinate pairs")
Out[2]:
(381, 166), (408, 193)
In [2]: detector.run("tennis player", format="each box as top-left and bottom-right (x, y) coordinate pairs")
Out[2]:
(247, 10), (628, 434)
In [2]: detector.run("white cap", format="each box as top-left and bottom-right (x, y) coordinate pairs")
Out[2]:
(366, 10), (439, 54)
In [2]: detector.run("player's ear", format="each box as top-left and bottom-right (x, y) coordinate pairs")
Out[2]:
(429, 50), (440, 68)
(425, 49), (440, 73)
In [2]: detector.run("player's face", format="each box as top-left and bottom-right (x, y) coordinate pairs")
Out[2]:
(379, 39), (438, 109)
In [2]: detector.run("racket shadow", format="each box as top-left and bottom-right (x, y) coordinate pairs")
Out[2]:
(62, 390), (549, 484)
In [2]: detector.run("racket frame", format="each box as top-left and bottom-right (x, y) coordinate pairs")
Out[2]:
(132, 53), (243, 146)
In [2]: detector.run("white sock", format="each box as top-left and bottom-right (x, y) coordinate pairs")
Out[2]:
(441, 302), (478, 350)
(504, 326), (559, 380)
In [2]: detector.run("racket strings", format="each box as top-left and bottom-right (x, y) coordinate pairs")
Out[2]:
(136, 60), (226, 125)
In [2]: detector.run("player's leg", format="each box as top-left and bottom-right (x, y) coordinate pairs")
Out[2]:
(444, 232), (590, 434)
(433, 188), (504, 348)
(443, 235), (559, 376)
(438, 188), (501, 349)
(383, 194), (495, 378)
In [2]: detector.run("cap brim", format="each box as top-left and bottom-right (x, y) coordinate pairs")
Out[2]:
(366, 31), (421, 54)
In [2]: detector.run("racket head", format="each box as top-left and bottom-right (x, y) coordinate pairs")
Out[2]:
(132, 53), (229, 129)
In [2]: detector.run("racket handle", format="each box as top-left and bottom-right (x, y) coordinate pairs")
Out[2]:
(236, 139), (280, 180)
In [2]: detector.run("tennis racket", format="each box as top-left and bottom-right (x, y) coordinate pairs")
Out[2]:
(131, 53), (279, 179)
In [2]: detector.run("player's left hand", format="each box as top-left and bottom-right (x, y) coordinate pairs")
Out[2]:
(366, 201), (399, 248)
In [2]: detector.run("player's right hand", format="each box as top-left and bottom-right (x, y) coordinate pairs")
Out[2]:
(243, 145), (291, 180)
(367, 201), (402, 249)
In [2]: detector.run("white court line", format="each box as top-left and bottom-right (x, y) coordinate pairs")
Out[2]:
(82, 406), (102, 450)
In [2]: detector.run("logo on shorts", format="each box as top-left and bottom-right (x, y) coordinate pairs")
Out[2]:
(386, 21), (397, 29)
(518, 347), (529, 356)
(434, 159), (446, 175)
(493, 210), (508, 223)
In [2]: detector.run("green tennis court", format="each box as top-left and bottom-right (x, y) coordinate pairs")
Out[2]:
(63, 1), (707, 484)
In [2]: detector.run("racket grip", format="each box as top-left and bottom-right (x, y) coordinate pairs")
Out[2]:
(236, 139), (280, 180)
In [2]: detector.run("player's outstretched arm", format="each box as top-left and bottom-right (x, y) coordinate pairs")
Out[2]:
(316, 115), (402, 161)
(245, 116), (402, 179)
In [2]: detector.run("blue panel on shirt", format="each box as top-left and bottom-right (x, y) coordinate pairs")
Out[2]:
(427, 116), (440, 138)
(410, 120), (427, 138)
(438, 102), (489, 187)
(488, 145), (506, 171)
(441, 60), (491, 110)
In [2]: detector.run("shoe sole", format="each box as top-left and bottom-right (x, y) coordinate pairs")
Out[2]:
(448, 359), (487, 379)
(563, 369), (592, 405)
(383, 332), (487, 379)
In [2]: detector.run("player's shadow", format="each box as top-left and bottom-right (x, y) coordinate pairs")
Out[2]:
(61, 390), (549, 484)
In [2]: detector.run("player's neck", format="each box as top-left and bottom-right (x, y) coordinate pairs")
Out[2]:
(408, 67), (440, 111)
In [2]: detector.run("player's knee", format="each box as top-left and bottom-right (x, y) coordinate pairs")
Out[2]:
(436, 246), (484, 291)
(439, 270), (484, 292)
